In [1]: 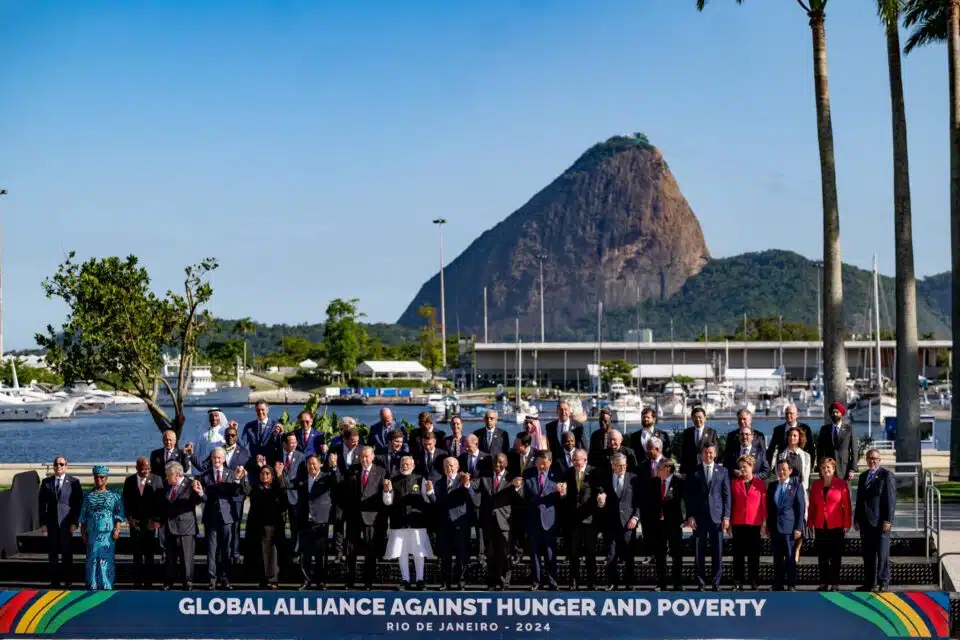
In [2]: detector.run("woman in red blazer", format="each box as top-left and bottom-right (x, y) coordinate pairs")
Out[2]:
(808, 457), (852, 591)
(730, 454), (767, 590)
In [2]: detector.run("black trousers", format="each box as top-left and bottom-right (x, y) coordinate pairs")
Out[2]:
(604, 527), (635, 586)
(486, 526), (512, 587)
(437, 524), (470, 586)
(861, 524), (891, 588)
(164, 533), (196, 587)
(285, 504), (300, 558)
(346, 521), (379, 587)
(732, 525), (761, 587)
(46, 522), (74, 586)
(568, 522), (598, 585)
(252, 524), (280, 585)
(300, 523), (330, 586)
(130, 526), (156, 585)
(649, 521), (684, 589)
(206, 522), (233, 585)
(230, 499), (244, 561)
(815, 527), (844, 586)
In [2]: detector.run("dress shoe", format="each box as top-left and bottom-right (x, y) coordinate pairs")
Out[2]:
(493, 585), (504, 591)
(749, 583), (759, 591)
(220, 583), (233, 591)
(830, 585), (839, 592)
(672, 585), (683, 592)
(269, 584), (279, 590)
(317, 584), (327, 591)
(529, 584), (540, 592)
(547, 584), (558, 591)
(587, 584), (597, 591)
(438, 585), (448, 592)
(787, 586), (797, 592)
(364, 583), (373, 591)
(161, 585), (171, 591)
(603, 584), (617, 592)
(816, 584), (829, 592)
(458, 582), (466, 591)
(184, 585), (193, 592)
(569, 583), (579, 591)
(711, 585), (720, 592)
(208, 583), (217, 591)
(697, 585), (705, 592)
(345, 582), (356, 591)
(398, 582), (409, 592)
(415, 581), (425, 591)
(299, 582), (311, 592)
(876, 586), (888, 593)
(652, 586), (663, 592)
(733, 584), (744, 591)
(63, 582), (72, 589)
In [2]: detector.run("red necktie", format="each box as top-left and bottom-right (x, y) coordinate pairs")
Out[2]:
(216, 469), (222, 484)
(285, 454), (291, 472)
(139, 479), (145, 496)
(361, 469), (369, 490)
(661, 481), (667, 501)
(168, 486), (177, 503)
(538, 473), (544, 491)
(494, 475), (501, 491)
(651, 461), (656, 478)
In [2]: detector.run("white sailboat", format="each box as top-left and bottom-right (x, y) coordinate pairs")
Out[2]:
(848, 255), (896, 424)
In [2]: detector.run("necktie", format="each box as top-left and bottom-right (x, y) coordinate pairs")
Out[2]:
(577, 470), (582, 492)
(448, 478), (454, 491)
(139, 479), (145, 496)
(470, 456), (476, 474)
(778, 483), (787, 505)
(868, 470), (876, 484)
(539, 473), (545, 491)
(650, 460), (657, 478)
(486, 431), (493, 447)
(494, 475), (501, 491)
(695, 429), (701, 446)
(285, 454), (291, 472)
(55, 478), (62, 498)
(216, 469), (222, 484)
(521, 454), (527, 470)
(661, 480), (667, 501)
(361, 469), (369, 490)
(706, 465), (713, 487)
(741, 448), (748, 457)
(834, 426), (840, 448)
(166, 450), (172, 462)
(616, 475), (622, 497)
(168, 486), (177, 503)
(567, 453), (572, 467)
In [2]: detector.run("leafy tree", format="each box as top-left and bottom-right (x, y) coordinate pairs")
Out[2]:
(0, 359), (63, 386)
(36, 254), (217, 438)
(601, 359), (633, 384)
(201, 339), (244, 377)
(323, 298), (365, 379)
(418, 304), (443, 376)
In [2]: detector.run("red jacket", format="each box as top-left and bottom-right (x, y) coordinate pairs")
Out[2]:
(808, 478), (852, 530)
(730, 477), (767, 526)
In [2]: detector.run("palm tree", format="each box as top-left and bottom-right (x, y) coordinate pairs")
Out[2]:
(232, 317), (257, 375)
(696, 0), (847, 408)
(904, 0), (960, 478)
(877, 0), (921, 464)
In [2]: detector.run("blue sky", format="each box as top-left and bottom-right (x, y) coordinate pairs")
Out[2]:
(0, 0), (950, 349)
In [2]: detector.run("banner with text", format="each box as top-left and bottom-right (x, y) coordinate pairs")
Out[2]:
(0, 590), (951, 639)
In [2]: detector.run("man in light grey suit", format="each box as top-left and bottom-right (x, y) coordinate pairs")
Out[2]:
(816, 402), (859, 481)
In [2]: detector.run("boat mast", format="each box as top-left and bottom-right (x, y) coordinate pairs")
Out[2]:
(596, 300), (603, 407)
(670, 318), (675, 381)
(743, 313), (748, 402)
(873, 254), (882, 390)
(515, 318), (520, 405)
(636, 287), (641, 388)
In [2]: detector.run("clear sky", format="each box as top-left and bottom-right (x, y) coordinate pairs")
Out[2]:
(0, 0), (950, 349)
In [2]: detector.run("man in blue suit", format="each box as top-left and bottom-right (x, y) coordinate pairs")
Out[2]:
(199, 447), (246, 589)
(598, 452), (641, 591)
(685, 443), (730, 591)
(241, 400), (282, 462)
(221, 425), (251, 565)
(855, 448), (897, 592)
(368, 407), (408, 454)
(431, 457), (472, 590)
(293, 410), (325, 457)
(520, 451), (562, 590)
(766, 459), (806, 591)
(38, 456), (83, 587)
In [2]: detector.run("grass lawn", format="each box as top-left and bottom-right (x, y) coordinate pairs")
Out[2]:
(897, 481), (960, 504)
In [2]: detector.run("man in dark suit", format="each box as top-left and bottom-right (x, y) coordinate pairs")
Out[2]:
(507, 432), (537, 563)
(330, 427), (363, 473)
(470, 453), (518, 590)
(589, 408), (615, 455)
(563, 449), (599, 590)
(277, 432), (306, 561)
(594, 430), (638, 473)
(520, 451), (562, 590)
(291, 453), (341, 590)
(409, 411), (447, 459)
(597, 451), (640, 590)
(345, 447), (387, 589)
(329, 426), (362, 561)
(685, 443), (730, 591)
(162, 461), (203, 590)
(122, 457), (164, 588)
(629, 408), (672, 461)
(724, 410), (767, 464)
(766, 403), (816, 465)
(150, 430), (190, 477)
(293, 410), (325, 457)
(368, 407), (408, 454)
(545, 400), (586, 455)
(817, 402), (859, 481)
(38, 456), (82, 587)
(680, 407), (719, 475)
(457, 434), (490, 562)
(724, 425), (770, 480)
(855, 449), (897, 592)
(432, 457), (473, 590)
(376, 428), (407, 476)
(553, 432), (578, 476)
(241, 400), (283, 462)
(415, 431), (447, 480)
(474, 410), (510, 457)
(645, 458), (685, 591)
(220, 425), (251, 564)
(199, 447), (245, 589)
(767, 459), (806, 591)
(637, 435), (667, 490)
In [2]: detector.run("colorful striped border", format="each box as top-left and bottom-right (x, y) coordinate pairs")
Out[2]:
(0, 589), (115, 635)
(821, 592), (951, 638)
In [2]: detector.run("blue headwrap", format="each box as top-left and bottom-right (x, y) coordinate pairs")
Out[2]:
(92, 465), (110, 476)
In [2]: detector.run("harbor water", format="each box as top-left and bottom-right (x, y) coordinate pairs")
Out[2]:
(0, 404), (939, 463)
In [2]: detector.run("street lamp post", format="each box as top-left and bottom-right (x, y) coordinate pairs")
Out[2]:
(536, 252), (546, 343)
(433, 218), (448, 375)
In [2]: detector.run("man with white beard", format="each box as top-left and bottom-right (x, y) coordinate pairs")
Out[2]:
(382, 456), (435, 591)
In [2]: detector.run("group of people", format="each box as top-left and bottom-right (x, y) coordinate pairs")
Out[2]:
(38, 398), (896, 593)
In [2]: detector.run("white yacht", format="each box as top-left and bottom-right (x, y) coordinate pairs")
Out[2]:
(158, 360), (251, 407)
(608, 378), (629, 400)
(610, 394), (645, 424)
(848, 394), (897, 424)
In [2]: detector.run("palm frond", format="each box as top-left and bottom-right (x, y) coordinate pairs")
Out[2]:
(876, 0), (903, 26)
(696, 0), (744, 11)
(903, 0), (948, 52)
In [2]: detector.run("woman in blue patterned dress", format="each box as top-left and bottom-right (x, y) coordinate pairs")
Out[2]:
(79, 465), (124, 590)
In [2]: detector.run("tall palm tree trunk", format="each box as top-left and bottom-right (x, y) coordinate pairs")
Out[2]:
(949, 1), (960, 480)
(809, 11), (847, 409)
(886, 16), (920, 464)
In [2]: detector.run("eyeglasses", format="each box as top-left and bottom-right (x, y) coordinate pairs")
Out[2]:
(867, 456), (881, 462)
(53, 462), (66, 467)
